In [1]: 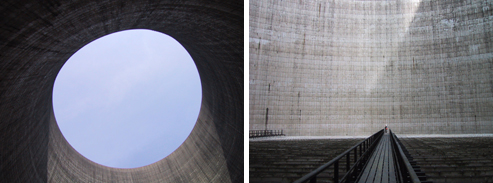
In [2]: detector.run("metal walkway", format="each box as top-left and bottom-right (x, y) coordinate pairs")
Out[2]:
(294, 130), (425, 183)
(356, 133), (396, 183)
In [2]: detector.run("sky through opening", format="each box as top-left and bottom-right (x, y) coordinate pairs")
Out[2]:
(53, 29), (202, 168)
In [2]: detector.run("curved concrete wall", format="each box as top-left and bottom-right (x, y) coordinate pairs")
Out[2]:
(0, 0), (243, 182)
(250, 0), (493, 136)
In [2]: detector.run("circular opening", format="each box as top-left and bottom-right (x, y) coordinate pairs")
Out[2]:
(53, 29), (202, 168)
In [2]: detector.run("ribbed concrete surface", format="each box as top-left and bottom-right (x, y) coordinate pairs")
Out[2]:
(250, 138), (363, 183)
(250, 0), (493, 136)
(0, 0), (243, 182)
(400, 137), (493, 183)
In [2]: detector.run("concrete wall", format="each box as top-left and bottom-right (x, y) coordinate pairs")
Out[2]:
(0, 0), (243, 182)
(250, 0), (493, 136)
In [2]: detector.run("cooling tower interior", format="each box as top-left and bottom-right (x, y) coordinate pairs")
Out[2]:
(250, 0), (493, 136)
(0, 0), (243, 182)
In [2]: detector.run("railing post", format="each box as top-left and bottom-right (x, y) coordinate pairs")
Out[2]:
(346, 154), (350, 172)
(354, 148), (357, 163)
(362, 140), (364, 152)
(359, 145), (362, 158)
(334, 161), (339, 183)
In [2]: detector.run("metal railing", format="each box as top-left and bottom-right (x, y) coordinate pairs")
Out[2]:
(249, 130), (284, 138)
(389, 130), (421, 183)
(294, 129), (384, 183)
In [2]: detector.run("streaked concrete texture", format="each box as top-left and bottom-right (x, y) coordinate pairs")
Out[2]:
(0, 0), (243, 182)
(250, 0), (493, 136)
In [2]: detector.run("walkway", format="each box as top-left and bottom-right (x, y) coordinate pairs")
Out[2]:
(357, 133), (396, 183)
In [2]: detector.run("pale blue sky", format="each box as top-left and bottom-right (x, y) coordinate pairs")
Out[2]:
(53, 29), (202, 168)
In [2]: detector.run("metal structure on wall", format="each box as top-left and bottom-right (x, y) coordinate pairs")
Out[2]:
(0, 0), (243, 182)
(250, 0), (493, 136)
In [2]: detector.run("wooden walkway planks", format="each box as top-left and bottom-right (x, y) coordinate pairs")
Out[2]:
(357, 133), (396, 183)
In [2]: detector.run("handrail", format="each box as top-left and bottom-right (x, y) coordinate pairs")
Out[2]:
(293, 129), (384, 183)
(249, 130), (284, 138)
(389, 130), (421, 183)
